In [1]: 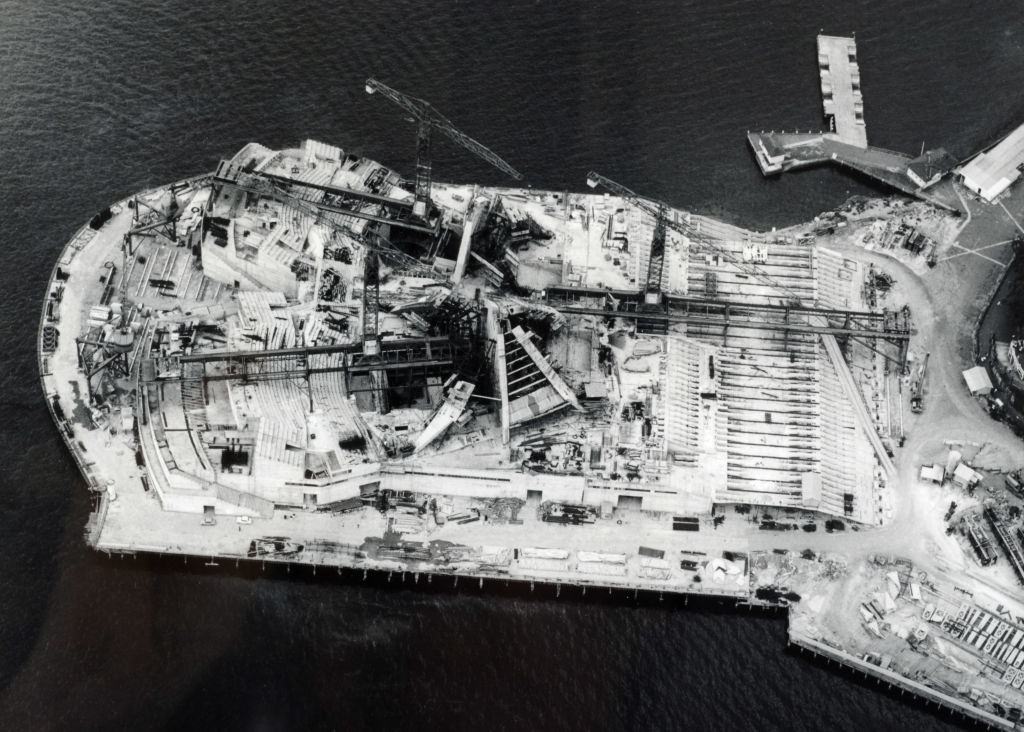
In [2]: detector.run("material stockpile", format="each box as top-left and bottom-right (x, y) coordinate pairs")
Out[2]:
(638, 556), (673, 580)
(390, 508), (425, 535)
(577, 551), (628, 577)
(483, 497), (526, 524)
(518, 547), (570, 572)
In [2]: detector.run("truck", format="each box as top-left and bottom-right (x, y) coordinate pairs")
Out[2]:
(1007, 472), (1023, 498)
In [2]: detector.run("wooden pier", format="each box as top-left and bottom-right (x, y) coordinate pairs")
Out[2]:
(789, 630), (1016, 729)
(817, 35), (867, 148)
(746, 34), (961, 212)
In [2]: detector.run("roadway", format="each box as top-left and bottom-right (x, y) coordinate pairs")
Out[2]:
(754, 193), (1024, 580)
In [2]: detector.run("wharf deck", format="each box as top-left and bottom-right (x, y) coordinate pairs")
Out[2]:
(747, 131), (961, 212)
(92, 482), (752, 600)
(788, 631), (1015, 730)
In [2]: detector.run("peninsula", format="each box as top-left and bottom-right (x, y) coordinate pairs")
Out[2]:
(39, 37), (1024, 728)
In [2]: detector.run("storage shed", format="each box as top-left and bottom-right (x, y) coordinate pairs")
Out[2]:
(963, 366), (994, 397)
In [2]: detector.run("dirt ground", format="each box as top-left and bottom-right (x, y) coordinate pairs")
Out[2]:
(748, 179), (1024, 719)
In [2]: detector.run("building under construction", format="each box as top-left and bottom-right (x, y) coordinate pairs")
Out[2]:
(39, 79), (911, 598)
(57, 145), (903, 510)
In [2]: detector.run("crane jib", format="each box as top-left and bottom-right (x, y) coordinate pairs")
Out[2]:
(365, 76), (523, 222)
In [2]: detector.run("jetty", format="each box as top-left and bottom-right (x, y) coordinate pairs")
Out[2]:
(748, 35), (960, 211)
(37, 65), (1024, 729)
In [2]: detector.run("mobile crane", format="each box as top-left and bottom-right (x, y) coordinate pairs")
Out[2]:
(910, 352), (930, 413)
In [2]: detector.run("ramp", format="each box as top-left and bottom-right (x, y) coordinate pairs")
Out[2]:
(821, 333), (896, 478)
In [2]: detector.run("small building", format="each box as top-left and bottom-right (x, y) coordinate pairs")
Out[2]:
(963, 365), (994, 396)
(952, 463), (983, 490)
(960, 123), (1024, 202)
(751, 135), (787, 174)
(920, 464), (944, 484)
(906, 148), (957, 190)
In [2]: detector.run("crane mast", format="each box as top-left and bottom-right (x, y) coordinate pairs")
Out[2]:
(366, 78), (523, 221)
(648, 202), (668, 298)
(413, 121), (434, 221)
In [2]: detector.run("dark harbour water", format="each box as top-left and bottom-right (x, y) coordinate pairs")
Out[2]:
(2, 1), (1024, 729)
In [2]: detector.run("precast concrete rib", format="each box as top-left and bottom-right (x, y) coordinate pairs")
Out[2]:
(820, 333), (896, 478)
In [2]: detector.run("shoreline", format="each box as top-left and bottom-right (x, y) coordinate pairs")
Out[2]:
(38, 161), (1024, 729)
(85, 541), (1014, 730)
(974, 247), (1021, 362)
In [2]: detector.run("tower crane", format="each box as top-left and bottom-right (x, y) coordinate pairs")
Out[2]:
(585, 171), (805, 306)
(268, 182), (433, 414)
(365, 78), (524, 221)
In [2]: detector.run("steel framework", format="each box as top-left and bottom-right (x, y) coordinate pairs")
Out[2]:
(150, 337), (470, 397)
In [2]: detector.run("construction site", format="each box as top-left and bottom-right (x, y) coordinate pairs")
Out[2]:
(36, 37), (1024, 730)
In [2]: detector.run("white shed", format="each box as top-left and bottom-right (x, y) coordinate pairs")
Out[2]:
(952, 463), (983, 489)
(963, 366), (993, 396)
(960, 123), (1024, 202)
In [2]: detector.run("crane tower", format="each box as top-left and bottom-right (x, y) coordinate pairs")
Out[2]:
(365, 78), (524, 221)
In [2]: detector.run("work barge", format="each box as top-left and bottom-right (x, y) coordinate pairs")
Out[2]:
(37, 70), (1024, 729)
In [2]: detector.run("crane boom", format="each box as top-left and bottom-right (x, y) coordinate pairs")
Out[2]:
(910, 351), (929, 413)
(214, 161), (440, 279)
(586, 171), (805, 304)
(214, 159), (434, 235)
(366, 78), (523, 219)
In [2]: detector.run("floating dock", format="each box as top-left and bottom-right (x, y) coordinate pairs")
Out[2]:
(817, 34), (867, 148)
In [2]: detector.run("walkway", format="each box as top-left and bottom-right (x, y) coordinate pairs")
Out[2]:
(817, 34), (867, 148)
